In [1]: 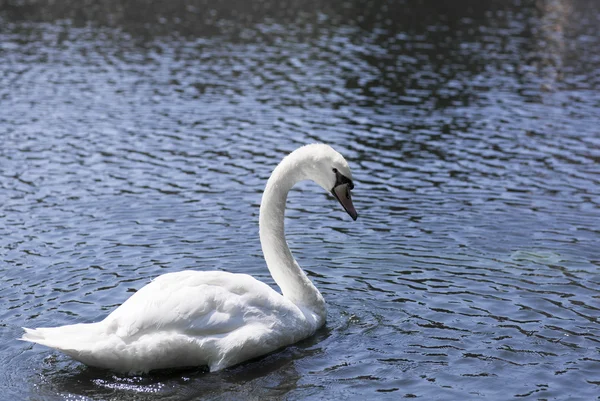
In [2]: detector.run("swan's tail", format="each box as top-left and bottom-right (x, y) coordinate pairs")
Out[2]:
(20, 323), (104, 361)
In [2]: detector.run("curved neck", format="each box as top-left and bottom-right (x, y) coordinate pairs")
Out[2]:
(259, 153), (326, 319)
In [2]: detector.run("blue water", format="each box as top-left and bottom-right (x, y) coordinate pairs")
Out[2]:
(1, 0), (599, 399)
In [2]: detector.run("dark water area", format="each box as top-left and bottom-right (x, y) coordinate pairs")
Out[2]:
(1, 0), (599, 399)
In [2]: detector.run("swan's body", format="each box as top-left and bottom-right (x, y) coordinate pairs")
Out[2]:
(23, 271), (320, 372)
(21, 144), (357, 374)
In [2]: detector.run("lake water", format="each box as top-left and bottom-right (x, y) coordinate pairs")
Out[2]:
(1, 0), (599, 399)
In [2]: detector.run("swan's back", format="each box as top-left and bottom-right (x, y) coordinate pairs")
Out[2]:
(22, 271), (321, 373)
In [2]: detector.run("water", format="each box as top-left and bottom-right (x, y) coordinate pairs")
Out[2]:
(1, 0), (599, 399)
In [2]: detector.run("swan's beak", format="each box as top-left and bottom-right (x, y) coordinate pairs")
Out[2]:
(332, 183), (358, 221)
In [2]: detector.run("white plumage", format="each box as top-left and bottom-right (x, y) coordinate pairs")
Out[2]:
(21, 144), (357, 374)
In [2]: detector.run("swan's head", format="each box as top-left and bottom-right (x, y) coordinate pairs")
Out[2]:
(300, 144), (358, 221)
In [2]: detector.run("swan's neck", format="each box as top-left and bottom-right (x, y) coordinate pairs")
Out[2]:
(259, 153), (326, 321)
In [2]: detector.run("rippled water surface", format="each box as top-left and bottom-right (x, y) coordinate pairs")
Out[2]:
(1, 0), (600, 399)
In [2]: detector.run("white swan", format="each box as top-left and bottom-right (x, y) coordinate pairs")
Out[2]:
(21, 144), (357, 374)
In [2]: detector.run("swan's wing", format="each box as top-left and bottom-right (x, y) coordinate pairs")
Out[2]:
(103, 270), (295, 339)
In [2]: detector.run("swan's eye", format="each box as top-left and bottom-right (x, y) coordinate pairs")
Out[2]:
(332, 168), (338, 173)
